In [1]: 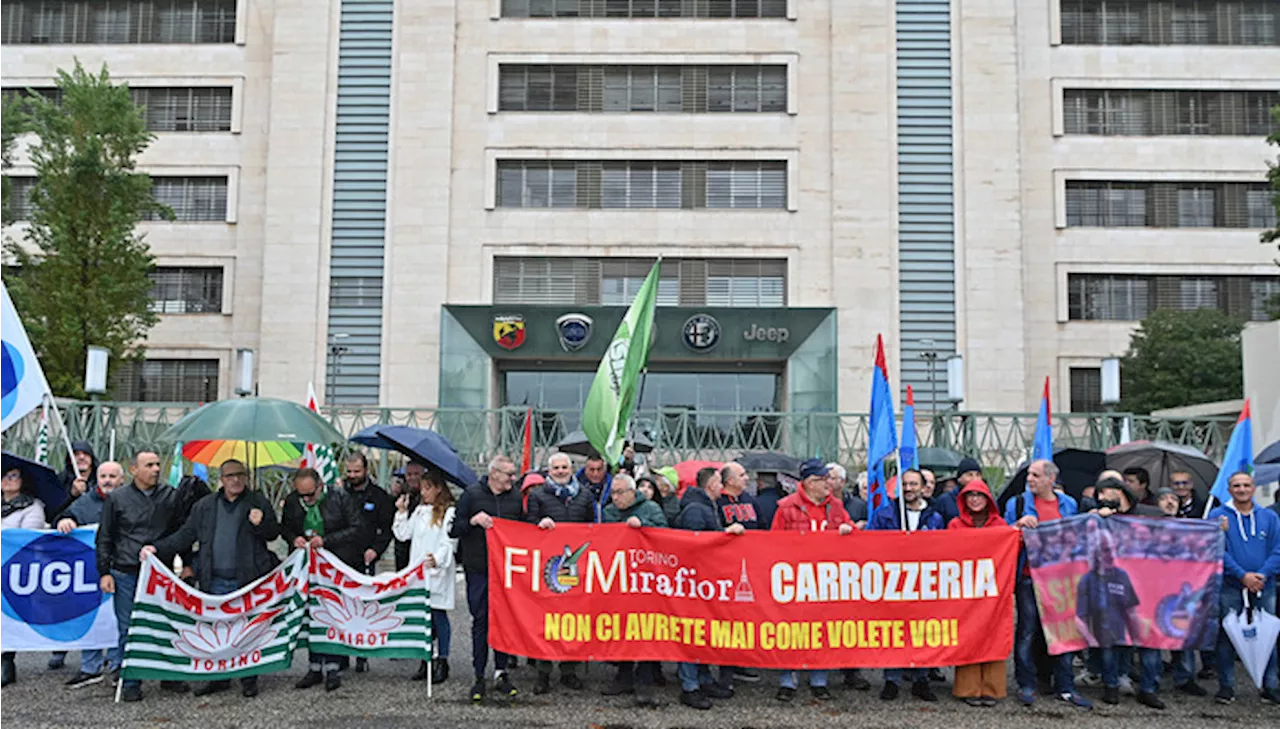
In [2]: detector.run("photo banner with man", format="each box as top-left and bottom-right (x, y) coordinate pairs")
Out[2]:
(487, 520), (1018, 669)
(1023, 514), (1224, 655)
(1, 528), (118, 651)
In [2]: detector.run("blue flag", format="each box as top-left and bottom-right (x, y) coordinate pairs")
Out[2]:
(901, 385), (919, 471)
(1209, 400), (1253, 508)
(867, 336), (898, 518)
(1033, 376), (1053, 462)
(2, 282), (52, 432)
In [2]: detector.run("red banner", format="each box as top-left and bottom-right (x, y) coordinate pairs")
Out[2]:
(487, 520), (1018, 669)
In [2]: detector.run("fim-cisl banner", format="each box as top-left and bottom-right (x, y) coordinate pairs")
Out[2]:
(487, 521), (1018, 669)
(305, 548), (432, 660)
(122, 550), (308, 681)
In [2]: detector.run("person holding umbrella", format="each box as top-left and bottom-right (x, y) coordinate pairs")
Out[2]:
(2, 461), (50, 687)
(341, 452), (395, 673)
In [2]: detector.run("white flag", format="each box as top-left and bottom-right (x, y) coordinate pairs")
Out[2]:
(2, 281), (52, 432)
(301, 382), (338, 486)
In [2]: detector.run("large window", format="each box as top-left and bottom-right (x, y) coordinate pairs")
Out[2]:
(3, 86), (234, 132)
(493, 257), (787, 307)
(1061, 1), (1279, 45)
(496, 159), (787, 209)
(2, 0), (236, 44)
(148, 267), (223, 314)
(1068, 274), (1280, 321)
(146, 177), (228, 221)
(111, 359), (219, 402)
(498, 64), (787, 113)
(5, 177), (37, 220)
(1063, 90), (1279, 136)
(1069, 367), (1103, 413)
(500, 0), (787, 19)
(1065, 181), (1273, 228)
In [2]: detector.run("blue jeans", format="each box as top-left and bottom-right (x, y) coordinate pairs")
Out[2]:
(677, 663), (731, 693)
(781, 669), (828, 688)
(884, 667), (925, 685)
(1100, 646), (1162, 693)
(1015, 578), (1076, 693)
(432, 609), (451, 658)
(80, 642), (122, 675)
(1217, 585), (1279, 691)
(465, 571), (509, 679)
(112, 570), (141, 689)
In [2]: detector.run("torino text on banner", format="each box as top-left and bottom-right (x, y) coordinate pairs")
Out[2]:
(1, 528), (118, 651)
(305, 548), (432, 660)
(121, 550), (308, 681)
(486, 520), (1018, 669)
(1023, 514), (1224, 655)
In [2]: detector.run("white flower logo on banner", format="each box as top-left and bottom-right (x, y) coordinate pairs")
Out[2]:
(172, 611), (280, 661)
(311, 593), (403, 634)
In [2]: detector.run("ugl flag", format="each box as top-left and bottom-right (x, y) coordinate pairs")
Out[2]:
(2, 281), (52, 432)
(1209, 399), (1253, 508)
(121, 550), (307, 680)
(582, 260), (660, 466)
(1032, 377), (1053, 462)
(301, 382), (339, 486)
(305, 548), (432, 660)
(866, 335), (898, 517)
(1, 528), (118, 651)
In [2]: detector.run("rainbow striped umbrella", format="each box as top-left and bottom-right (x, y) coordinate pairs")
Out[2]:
(182, 439), (304, 468)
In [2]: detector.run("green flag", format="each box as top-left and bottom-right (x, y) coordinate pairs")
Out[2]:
(583, 260), (660, 464)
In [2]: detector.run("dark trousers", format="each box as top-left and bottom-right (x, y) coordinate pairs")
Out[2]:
(534, 659), (582, 678)
(206, 577), (258, 692)
(615, 661), (657, 686)
(466, 571), (510, 680)
(394, 539), (411, 572)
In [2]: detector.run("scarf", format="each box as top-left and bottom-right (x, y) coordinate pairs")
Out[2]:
(302, 488), (327, 537)
(550, 478), (580, 501)
(2, 493), (35, 519)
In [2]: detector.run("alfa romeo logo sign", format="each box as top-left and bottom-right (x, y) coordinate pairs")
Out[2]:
(682, 314), (721, 352)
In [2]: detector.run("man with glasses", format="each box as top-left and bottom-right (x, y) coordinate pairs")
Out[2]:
(143, 459), (280, 698)
(1169, 471), (1206, 518)
(451, 455), (524, 703)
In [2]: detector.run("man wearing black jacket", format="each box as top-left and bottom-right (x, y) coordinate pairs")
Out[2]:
(280, 467), (363, 692)
(96, 450), (188, 703)
(341, 452), (394, 673)
(450, 455), (524, 703)
(144, 459), (280, 698)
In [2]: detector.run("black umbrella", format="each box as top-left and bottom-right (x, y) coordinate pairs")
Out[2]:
(997, 448), (1107, 513)
(2, 451), (67, 513)
(917, 447), (963, 471)
(735, 452), (802, 476)
(554, 430), (654, 457)
(1105, 441), (1216, 500)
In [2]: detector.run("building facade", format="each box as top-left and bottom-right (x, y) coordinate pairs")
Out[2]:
(2, 0), (1277, 416)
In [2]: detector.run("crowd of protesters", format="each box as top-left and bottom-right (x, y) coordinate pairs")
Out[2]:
(2, 444), (1278, 714)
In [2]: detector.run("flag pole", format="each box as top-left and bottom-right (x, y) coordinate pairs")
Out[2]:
(896, 448), (907, 533)
(47, 394), (82, 480)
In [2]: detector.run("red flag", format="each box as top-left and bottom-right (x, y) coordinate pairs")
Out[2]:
(520, 407), (534, 475)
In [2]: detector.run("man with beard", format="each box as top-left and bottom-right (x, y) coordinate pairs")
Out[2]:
(342, 452), (394, 674)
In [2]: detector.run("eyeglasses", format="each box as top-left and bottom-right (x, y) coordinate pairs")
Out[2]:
(222, 472), (247, 480)
(497, 470), (517, 477)
(2, 472), (20, 480)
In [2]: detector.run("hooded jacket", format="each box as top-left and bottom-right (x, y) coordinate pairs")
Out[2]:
(50, 440), (99, 520)
(1208, 501), (1280, 590)
(449, 476), (525, 573)
(771, 487), (853, 533)
(675, 487), (723, 532)
(948, 480), (1005, 529)
(601, 490), (668, 527)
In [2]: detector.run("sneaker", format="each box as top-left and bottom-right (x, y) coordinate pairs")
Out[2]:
(810, 685), (833, 701)
(324, 672), (341, 691)
(1017, 687), (1036, 706)
(494, 671), (517, 698)
(844, 670), (871, 691)
(470, 679), (486, 703)
(704, 683), (734, 699)
(64, 672), (104, 689)
(1136, 692), (1165, 710)
(735, 667), (762, 683)
(981, 697), (998, 707)
(1198, 666), (1216, 680)
(560, 673), (584, 690)
(354, 657), (368, 673)
(1176, 681), (1208, 697)
(1058, 691), (1093, 710)
(47, 654), (66, 671)
(1074, 670), (1102, 687)
(880, 681), (900, 701)
(1215, 686), (1235, 705)
(159, 680), (189, 694)
(1102, 686), (1119, 705)
(1260, 688), (1280, 705)
(1117, 675), (1136, 696)
(912, 680), (938, 702)
(532, 674), (551, 695)
(963, 697), (985, 707)
(121, 684), (143, 702)
(681, 689), (712, 710)
(600, 678), (634, 696)
(295, 671), (323, 690)
(775, 686), (795, 703)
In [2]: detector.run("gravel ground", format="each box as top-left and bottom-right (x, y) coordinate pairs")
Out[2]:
(3, 605), (1277, 729)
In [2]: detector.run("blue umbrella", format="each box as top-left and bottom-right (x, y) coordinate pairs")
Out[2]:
(349, 425), (478, 488)
(2, 451), (67, 512)
(1257, 440), (1280, 465)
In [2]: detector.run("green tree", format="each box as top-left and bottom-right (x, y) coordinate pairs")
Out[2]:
(1119, 308), (1244, 414)
(1263, 105), (1280, 319)
(1, 94), (27, 226)
(1, 62), (167, 398)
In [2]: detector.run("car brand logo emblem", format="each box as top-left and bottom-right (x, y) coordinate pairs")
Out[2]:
(555, 314), (593, 352)
(682, 314), (721, 352)
(493, 314), (526, 350)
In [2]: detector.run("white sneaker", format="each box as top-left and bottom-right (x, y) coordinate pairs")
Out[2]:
(1117, 675), (1136, 696)
(1074, 670), (1102, 687)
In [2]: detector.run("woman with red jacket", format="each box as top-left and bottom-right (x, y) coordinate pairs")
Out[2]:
(947, 479), (1009, 706)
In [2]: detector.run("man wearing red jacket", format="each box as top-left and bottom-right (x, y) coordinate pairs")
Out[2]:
(770, 459), (855, 701)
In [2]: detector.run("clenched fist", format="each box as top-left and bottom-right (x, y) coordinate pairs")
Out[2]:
(248, 508), (263, 526)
